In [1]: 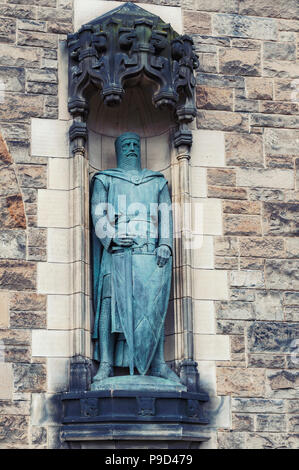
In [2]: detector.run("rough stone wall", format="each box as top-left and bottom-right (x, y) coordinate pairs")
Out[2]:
(182, 0), (299, 449)
(0, 0), (298, 449)
(0, 0), (72, 449)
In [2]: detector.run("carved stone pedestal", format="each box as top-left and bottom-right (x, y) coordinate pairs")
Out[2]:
(61, 389), (209, 449)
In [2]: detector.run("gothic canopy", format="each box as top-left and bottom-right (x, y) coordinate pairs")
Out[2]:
(67, 2), (199, 145)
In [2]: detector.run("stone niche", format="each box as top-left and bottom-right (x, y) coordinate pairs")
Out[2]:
(61, 2), (210, 449)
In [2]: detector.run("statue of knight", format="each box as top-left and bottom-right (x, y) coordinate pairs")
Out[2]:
(90, 132), (181, 388)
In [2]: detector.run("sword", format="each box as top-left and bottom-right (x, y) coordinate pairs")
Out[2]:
(112, 247), (135, 375)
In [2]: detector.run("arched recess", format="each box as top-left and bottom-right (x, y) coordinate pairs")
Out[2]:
(67, 2), (200, 391)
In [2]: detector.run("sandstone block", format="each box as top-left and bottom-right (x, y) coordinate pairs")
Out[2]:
(196, 86), (233, 111)
(239, 0), (299, 20)
(263, 41), (296, 61)
(240, 258), (264, 271)
(17, 164), (47, 189)
(219, 47), (261, 76)
(18, 31), (57, 48)
(215, 256), (238, 270)
(31, 426), (47, 446)
(248, 321), (299, 353)
(247, 433), (298, 449)
(10, 311), (46, 329)
(232, 397), (285, 414)
(0, 134), (12, 167)
(218, 431), (246, 449)
(266, 154), (294, 169)
(5, 344), (31, 363)
(0, 230), (26, 260)
(217, 319), (249, 335)
(0, 66), (25, 92)
(0, 415), (29, 446)
(263, 203), (298, 236)
(268, 370), (298, 391)
(0, 329), (30, 346)
(234, 97), (259, 113)
(248, 188), (284, 202)
(224, 214), (261, 236)
(263, 60), (299, 79)
(248, 354), (285, 369)
(47, 22), (73, 35)
(0, 17), (16, 43)
(216, 301), (255, 320)
(255, 291), (284, 321)
(0, 292), (9, 328)
(26, 82), (58, 95)
(230, 289), (255, 301)
(208, 186), (247, 200)
(194, 0), (239, 12)
(193, 269), (229, 300)
(32, 330), (72, 357)
(284, 292), (299, 305)
(251, 113), (299, 129)
(217, 367), (265, 397)
(265, 259), (299, 289)
(17, 19), (46, 32)
(239, 237), (284, 258)
(257, 413), (287, 431)
(0, 167), (19, 196)
(223, 200), (260, 215)
(37, 6), (72, 23)
(0, 4), (36, 19)
(0, 93), (44, 121)
(236, 168), (294, 189)
(0, 260), (36, 290)
(26, 68), (57, 84)
(194, 334), (230, 361)
(230, 270), (264, 288)
(197, 72), (245, 89)
(232, 413), (254, 431)
(183, 11), (211, 35)
(197, 110), (249, 132)
(264, 129), (299, 157)
(214, 236), (238, 256)
(274, 79), (296, 101)
(13, 364), (46, 393)
(245, 77), (273, 100)
(0, 44), (41, 68)
(0, 195), (26, 229)
(213, 13), (278, 40)
(207, 168), (235, 186)
(225, 133), (263, 167)
(0, 364), (13, 400)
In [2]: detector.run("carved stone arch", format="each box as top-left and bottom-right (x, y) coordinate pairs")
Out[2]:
(67, 2), (200, 393)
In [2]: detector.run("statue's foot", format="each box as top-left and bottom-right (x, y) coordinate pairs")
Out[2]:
(150, 362), (181, 384)
(93, 363), (113, 382)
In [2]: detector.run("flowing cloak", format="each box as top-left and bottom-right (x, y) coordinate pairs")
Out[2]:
(90, 168), (173, 372)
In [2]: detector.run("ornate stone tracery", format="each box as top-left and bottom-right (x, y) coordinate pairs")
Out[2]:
(67, 2), (199, 149)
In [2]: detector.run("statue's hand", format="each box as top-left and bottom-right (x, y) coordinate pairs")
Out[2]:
(112, 236), (135, 247)
(156, 245), (171, 267)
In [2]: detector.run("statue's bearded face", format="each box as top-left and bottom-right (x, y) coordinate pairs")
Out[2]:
(121, 138), (140, 160)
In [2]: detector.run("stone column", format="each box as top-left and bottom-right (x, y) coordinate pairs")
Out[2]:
(172, 127), (199, 392)
(68, 119), (91, 391)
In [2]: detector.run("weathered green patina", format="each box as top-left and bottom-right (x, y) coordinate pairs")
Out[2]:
(90, 132), (185, 391)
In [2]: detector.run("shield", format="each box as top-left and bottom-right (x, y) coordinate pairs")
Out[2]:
(112, 250), (172, 376)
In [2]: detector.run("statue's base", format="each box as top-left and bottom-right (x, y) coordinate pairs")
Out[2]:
(91, 374), (187, 392)
(61, 388), (210, 449)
